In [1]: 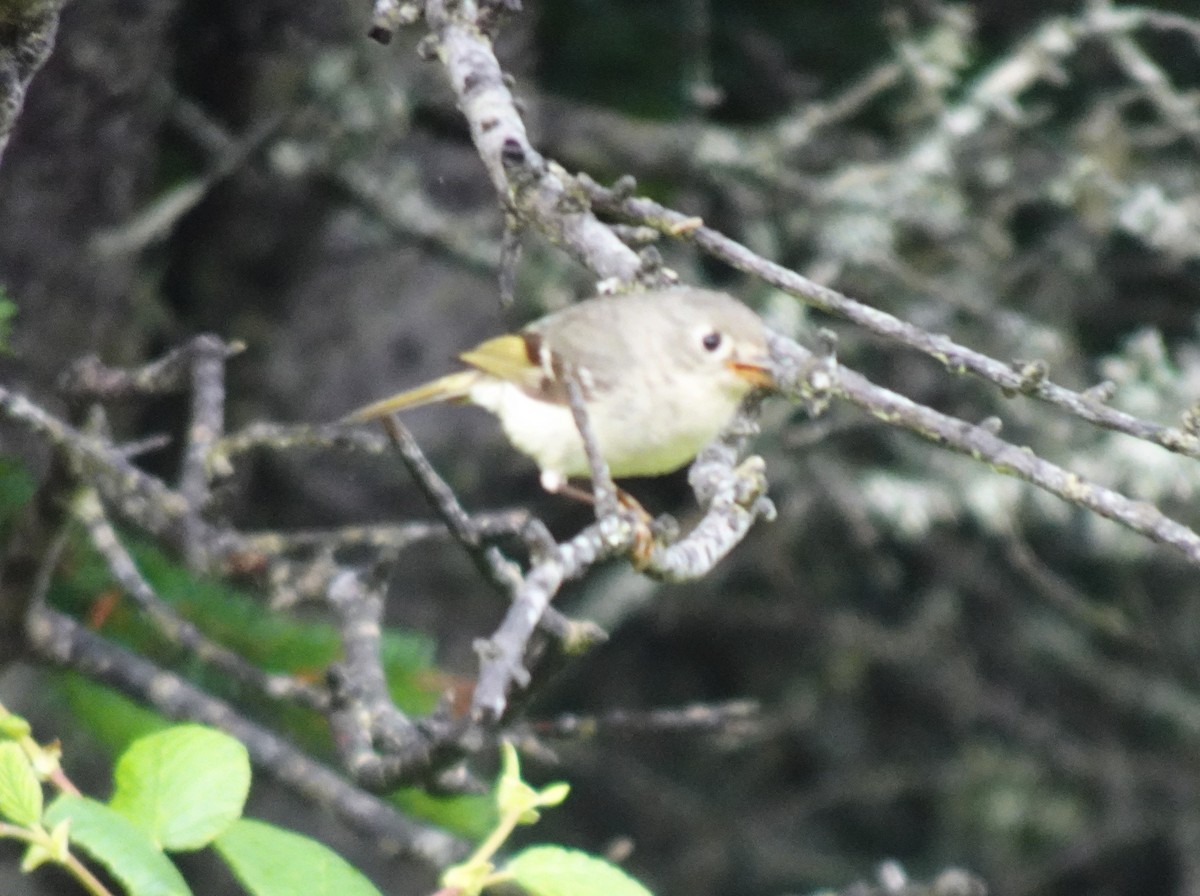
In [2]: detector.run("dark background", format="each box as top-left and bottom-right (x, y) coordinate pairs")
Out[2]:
(3, 0), (1200, 894)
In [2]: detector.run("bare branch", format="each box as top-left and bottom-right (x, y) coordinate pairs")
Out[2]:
(769, 332), (1200, 566)
(326, 569), (472, 791)
(69, 486), (330, 711)
(525, 699), (762, 742)
(0, 0), (63, 168)
(24, 604), (467, 865)
(421, 0), (645, 285)
(57, 335), (244, 399)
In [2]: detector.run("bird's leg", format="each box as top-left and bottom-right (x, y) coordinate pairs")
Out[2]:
(538, 471), (601, 506)
(546, 479), (657, 570)
(617, 490), (660, 571)
(539, 471), (652, 522)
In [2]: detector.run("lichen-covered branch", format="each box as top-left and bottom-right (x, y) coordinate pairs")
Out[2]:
(0, 0), (64, 167)
(419, 0), (646, 284)
(468, 392), (790, 719)
(69, 486), (329, 710)
(769, 332), (1200, 566)
(326, 568), (471, 791)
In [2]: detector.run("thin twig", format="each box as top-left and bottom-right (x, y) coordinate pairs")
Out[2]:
(422, 0), (644, 283)
(24, 605), (467, 865)
(69, 486), (330, 711)
(326, 569), (470, 790)
(560, 371), (620, 522)
(768, 332), (1200, 566)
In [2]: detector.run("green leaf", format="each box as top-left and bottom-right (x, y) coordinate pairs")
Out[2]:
(0, 293), (14, 355)
(109, 725), (250, 850)
(45, 795), (192, 896)
(52, 535), (441, 720)
(392, 788), (496, 842)
(125, 540), (437, 704)
(534, 782), (570, 809)
(20, 835), (54, 872)
(0, 741), (42, 825)
(214, 817), (384, 896)
(0, 710), (31, 740)
(504, 846), (654, 896)
(56, 674), (170, 755)
(23, 817), (71, 870)
(0, 455), (37, 541)
(495, 742), (539, 821)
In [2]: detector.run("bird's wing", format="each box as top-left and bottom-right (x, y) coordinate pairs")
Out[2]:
(462, 298), (648, 401)
(526, 304), (638, 390)
(458, 333), (547, 391)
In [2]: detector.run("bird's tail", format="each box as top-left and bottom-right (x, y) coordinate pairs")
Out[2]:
(343, 370), (479, 422)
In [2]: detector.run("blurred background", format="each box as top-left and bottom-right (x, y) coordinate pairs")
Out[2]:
(3, 0), (1200, 894)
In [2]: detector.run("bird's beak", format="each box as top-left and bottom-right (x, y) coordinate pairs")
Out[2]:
(727, 356), (776, 389)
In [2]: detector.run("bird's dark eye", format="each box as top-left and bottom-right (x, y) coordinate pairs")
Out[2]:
(701, 331), (723, 352)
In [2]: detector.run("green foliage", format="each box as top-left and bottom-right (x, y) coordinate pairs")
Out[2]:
(215, 819), (383, 896)
(505, 846), (653, 896)
(0, 740), (43, 826)
(45, 797), (193, 896)
(56, 675), (498, 840)
(0, 286), (14, 355)
(46, 533), (439, 718)
(0, 454), (496, 873)
(48, 536), (497, 837)
(392, 787), (496, 842)
(0, 444), (492, 840)
(109, 725), (250, 851)
(55, 675), (171, 755)
(440, 743), (652, 896)
(77, 536), (431, 692)
(0, 455), (37, 543)
(0, 710), (387, 896)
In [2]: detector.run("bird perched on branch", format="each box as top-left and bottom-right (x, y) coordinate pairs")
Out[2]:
(346, 287), (775, 495)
